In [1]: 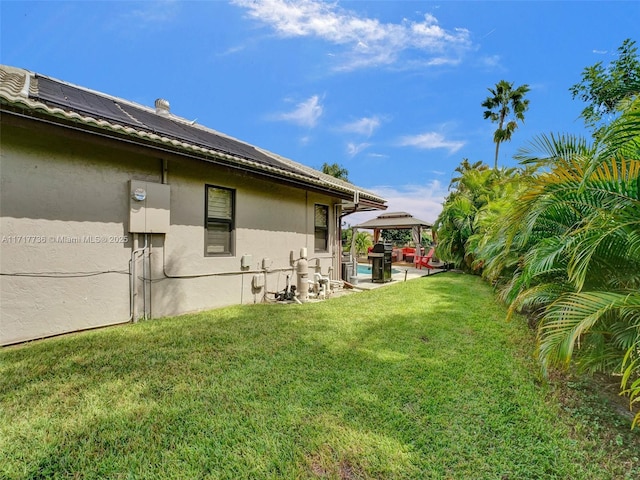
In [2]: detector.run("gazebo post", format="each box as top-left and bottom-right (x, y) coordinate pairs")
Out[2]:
(350, 226), (358, 281)
(412, 225), (422, 264)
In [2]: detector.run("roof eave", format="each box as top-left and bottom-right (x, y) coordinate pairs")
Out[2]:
(1, 100), (387, 209)
(0, 65), (387, 209)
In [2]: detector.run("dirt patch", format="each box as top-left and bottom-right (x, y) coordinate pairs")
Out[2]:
(309, 459), (329, 477)
(550, 370), (639, 427)
(307, 447), (366, 479)
(338, 459), (362, 480)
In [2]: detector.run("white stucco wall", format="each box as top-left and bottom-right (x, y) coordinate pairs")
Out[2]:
(0, 118), (340, 345)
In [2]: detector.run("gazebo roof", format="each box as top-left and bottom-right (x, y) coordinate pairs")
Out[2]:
(353, 211), (432, 230)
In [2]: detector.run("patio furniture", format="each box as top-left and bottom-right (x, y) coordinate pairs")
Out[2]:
(401, 247), (415, 262)
(402, 247), (426, 263)
(415, 247), (436, 272)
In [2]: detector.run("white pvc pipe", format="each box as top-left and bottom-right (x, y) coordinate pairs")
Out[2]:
(129, 234), (148, 322)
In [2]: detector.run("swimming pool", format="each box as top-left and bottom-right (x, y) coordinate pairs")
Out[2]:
(356, 264), (401, 275)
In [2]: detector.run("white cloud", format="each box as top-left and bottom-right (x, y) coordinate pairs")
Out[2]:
(478, 54), (502, 69)
(232, 0), (472, 70)
(345, 181), (447, 227)
(346, 142), (370, 157)
(398, 131), (465, 153)
(218, 44), (246, 56)
(341, 116), (382, 136)
(273, 95), (323, 127)
(125, 0), (179, 26)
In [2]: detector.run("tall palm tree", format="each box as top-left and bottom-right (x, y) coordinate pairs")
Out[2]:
(482, 80), (530, 169)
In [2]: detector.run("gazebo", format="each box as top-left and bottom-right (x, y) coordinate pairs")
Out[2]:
(353, 211), (433, 245)
(347, 212), (433, 280)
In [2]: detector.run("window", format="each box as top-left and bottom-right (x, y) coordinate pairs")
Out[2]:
(314, 204), (329, 252)
(206, 185), (234, 256)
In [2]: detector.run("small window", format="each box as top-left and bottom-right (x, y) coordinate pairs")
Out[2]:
(314, 204), (329, 252)
(206, 185), (234, 256)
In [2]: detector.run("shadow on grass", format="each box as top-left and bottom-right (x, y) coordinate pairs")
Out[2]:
(1, 273), (639, 479)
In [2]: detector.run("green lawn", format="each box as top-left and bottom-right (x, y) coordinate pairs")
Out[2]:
(1, 273), (639, 479)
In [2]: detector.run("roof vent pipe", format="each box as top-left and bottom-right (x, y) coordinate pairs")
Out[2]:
(155, 98), (170, 116)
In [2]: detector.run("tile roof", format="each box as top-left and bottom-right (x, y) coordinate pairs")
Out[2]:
(0, 65), (386, 210)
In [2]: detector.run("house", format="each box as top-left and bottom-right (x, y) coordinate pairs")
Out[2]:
(0, 65), (386, 345)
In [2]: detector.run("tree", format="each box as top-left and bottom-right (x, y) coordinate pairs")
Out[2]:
(433, 160), (516, 272)
(442, 54), (640, 428)
(341, 223), (353, 252)
(448, 158), (488, 190)
(482, 80), (530, 169)
(321, 162), (349, 182)
(381, 229), (412, 246)
(484, 98), (640, 427)
(570, 38), (640, 138)
(353, 231), (373, 256)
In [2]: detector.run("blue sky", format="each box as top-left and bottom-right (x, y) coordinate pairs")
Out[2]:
(1, 0), (638, 225)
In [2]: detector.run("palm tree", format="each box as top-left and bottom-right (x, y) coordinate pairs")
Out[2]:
(489, 98), (640, 426)
(433, 192), (478, 270)
(482, 80), (530, 169)
(321, 162), (349, 182)
(448, 158), (488, 190)
(469, 171), (527, 285)
(435, 160), (516, 272)
(353, 231), (373, 257)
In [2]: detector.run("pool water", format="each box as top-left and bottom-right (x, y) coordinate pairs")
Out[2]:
(357, 264), (401, 275)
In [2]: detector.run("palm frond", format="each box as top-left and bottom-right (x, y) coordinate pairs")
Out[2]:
(621, 338), (640, 429)
(506, 281), (572, 322)
(514, 132), (593, 168)
(538, 291), (640, 373)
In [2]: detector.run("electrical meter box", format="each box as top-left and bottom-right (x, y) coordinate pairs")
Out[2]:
(129, 180), (171, 233)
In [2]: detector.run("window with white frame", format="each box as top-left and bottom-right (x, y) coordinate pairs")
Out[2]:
(205, 185), (234, 256)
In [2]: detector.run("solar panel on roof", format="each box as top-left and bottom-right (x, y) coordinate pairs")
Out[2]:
(34, 76), (300, 174)
(36, 76), (134, 126)
(117, 103), (296, 172)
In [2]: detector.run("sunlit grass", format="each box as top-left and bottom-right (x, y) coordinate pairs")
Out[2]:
(1, 273), (638, 479)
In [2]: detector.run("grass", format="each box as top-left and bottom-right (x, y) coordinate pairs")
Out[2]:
(1, 273), (639, 479)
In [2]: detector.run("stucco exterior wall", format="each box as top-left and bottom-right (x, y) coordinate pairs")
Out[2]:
(1, 118), (340, 345)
